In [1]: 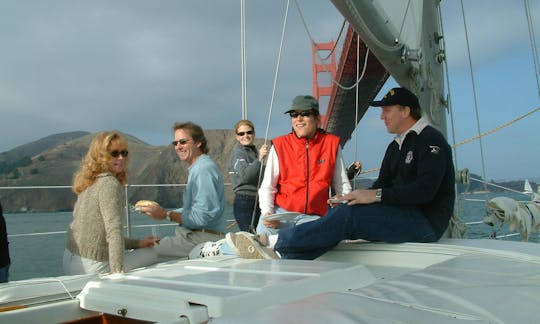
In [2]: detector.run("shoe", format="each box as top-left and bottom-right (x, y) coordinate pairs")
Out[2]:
(226, 232), (279, 259)
(189, 240), (223, 259)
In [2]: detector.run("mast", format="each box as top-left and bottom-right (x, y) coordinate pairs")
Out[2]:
(331, 0), (447, 136)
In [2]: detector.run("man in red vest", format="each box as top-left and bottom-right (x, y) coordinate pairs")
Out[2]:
(256, 95), (352, 235)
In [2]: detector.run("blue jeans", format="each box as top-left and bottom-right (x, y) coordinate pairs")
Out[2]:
(275, 203), (437, 260)
(0, 264), (10, 283)
(234, 194), (260, 232)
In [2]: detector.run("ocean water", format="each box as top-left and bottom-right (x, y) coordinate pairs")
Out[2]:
(4, 193), (539, 282)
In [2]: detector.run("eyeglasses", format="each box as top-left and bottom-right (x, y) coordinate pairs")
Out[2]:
(236, 130), (254, 136)
(110, 150), (128, 158)
(289, 111), (315, 118)
(171, 139), (192, 146)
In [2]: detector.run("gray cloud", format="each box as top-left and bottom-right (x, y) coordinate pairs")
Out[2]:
(1, 0), (539, 180)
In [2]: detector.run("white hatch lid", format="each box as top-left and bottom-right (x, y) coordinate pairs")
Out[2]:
(78, 257), (375, 323)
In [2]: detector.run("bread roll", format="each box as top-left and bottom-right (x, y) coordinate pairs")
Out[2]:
(135, 200), (159, 208)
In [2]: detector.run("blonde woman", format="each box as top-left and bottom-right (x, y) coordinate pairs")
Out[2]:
(63, 131), (158, 275)
(228, 120), (268, 231)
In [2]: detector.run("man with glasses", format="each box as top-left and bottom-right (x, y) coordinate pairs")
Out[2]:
(138, 122), (227, 258)
(252, 95), (352, 236)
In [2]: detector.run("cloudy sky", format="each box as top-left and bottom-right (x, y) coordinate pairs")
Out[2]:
(1, 0), (539, 182)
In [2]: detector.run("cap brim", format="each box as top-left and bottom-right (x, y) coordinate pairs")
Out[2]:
(370, 100), (387, 107)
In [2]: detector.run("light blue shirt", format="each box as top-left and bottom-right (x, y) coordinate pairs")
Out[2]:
(176, 154), (227, 232)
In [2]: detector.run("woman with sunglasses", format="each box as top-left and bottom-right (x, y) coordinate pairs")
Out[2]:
(228, 120), (268, 232)
(63, 131), (159, 275)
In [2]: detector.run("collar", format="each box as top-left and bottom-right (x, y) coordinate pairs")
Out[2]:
(393, 117), (429, 149)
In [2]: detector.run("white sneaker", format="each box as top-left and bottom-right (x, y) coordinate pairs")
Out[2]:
(226, 232), (279, 259)
(189, 240), (223, 259)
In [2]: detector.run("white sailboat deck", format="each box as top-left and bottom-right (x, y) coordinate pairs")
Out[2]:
(2, 240), (540, 323)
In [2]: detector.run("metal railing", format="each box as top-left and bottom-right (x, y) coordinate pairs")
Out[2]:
(1, 182), (234, 239)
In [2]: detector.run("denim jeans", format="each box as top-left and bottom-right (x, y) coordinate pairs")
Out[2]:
(275, 203), (437, 260)
(234, 194), (260, 232)
(0, 264), (10, 283)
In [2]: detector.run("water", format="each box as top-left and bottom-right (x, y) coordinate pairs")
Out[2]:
(4, 206), (233, 281)
(4, 195), (539, 281)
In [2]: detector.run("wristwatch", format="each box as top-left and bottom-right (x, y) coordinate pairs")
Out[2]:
(375, 189), (382, 203)
(166, 210), (173, 222)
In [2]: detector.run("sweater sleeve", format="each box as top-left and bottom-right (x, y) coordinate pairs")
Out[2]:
(98, 177), (125, 273)
(258, 145), (279, 215)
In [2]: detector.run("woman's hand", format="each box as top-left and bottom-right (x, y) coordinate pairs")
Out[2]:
(138, 236), (160, 247)
(259, 144), (269, 161)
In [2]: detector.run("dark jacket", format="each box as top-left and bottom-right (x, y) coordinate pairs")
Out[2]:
(0, 201), (10, 268)
(372, 125), (455, 238)
(228, 142), (263, 196)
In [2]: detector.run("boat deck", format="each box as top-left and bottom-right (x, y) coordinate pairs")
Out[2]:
(2, 240), (540, 323)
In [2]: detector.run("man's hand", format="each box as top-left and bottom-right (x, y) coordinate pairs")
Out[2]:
(341, 189), (378, 205)
(138, 203), (167, 221)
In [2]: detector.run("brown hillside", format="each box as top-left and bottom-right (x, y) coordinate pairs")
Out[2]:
(0, 130), (263, 212)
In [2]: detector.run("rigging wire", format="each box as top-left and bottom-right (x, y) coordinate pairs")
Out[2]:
(436, 2), (466, 238)
(240, 0), (248, 119)
(524, 0), (540, 100)
(459, 0), (488, 194)
(249, 0), (291, 232)
(351, 33), (361, 190)
(397, 0), (412, 42)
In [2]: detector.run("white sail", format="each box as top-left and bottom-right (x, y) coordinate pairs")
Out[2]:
(523, 179), (534, 195)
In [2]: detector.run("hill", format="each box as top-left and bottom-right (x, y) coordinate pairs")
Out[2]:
(0, 132), (536, 212)
(0, 130), (262, 213)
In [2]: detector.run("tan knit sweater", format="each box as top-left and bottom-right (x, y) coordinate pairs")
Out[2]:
(66, 173), (138, 273)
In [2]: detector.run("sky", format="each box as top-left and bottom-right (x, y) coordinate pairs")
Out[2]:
(1, 0), (539, 182)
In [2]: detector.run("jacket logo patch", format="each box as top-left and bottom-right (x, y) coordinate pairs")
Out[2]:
(317, 159), (325, 164)
(429, 145), (441, 154)
(405, 151), (413, 164)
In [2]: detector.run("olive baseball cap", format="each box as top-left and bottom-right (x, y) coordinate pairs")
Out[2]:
(284, 95), (319, 113)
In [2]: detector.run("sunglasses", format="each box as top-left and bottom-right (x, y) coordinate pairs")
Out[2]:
(289, 111), (315, 118)
(171, 139), (192, 146)
(236, 130), (254, 136)
(110, 150), (128, 158)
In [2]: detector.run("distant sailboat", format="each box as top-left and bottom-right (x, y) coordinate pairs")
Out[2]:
(523, 179), (533, 195)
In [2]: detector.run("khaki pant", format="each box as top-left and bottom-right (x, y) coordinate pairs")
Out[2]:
(153, 226), (224, 258)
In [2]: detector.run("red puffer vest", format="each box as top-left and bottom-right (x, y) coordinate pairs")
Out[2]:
(273, 131), (339, 216)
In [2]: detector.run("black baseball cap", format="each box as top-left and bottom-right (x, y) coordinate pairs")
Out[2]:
(371, 87), (420, 111)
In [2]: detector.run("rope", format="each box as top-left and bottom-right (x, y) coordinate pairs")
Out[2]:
(358, 105), (540, 176)
(293, 0), (370, 91)
(293, 0), (345, 62)
(452, 106), (540, 148)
